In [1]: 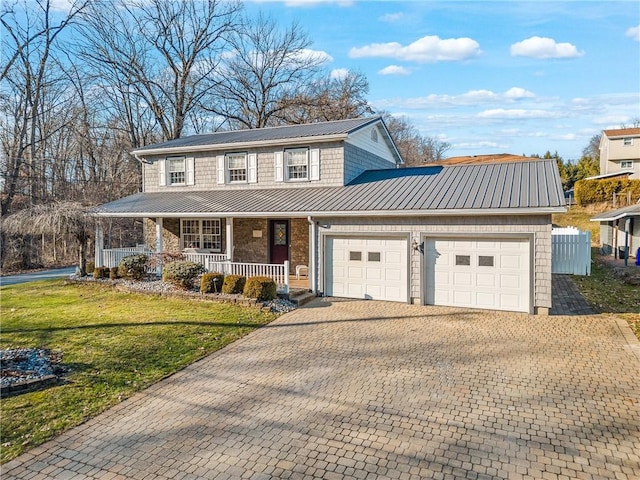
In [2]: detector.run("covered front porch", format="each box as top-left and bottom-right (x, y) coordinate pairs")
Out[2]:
(94, 216), (313, 294)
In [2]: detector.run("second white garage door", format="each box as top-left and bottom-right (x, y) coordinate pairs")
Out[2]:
(425, 238), (531, 313)
(325, 237), (408, 302)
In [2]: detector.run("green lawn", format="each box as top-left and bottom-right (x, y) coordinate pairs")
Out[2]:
(572, 257), (640, 339)
(0, 280), (278, 463)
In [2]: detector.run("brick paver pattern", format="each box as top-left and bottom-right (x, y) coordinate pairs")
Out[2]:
(3, 300), (640, 480)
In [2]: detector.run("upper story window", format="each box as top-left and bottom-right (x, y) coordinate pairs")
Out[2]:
(227, 153), (247, 183)
(621, 160), (634, 169)
(285, 148), (309, 181)
(168, 157), (186, 185)
(623, 137), (633, 146)
(371, 129), (378, 143)
(159, 156), (194, 186)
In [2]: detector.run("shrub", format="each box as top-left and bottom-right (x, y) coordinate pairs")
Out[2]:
(162, 261), (206, 289)
(93, 266), (110, 279)
(117, 254), (148, 280)
(109, 267), (120, 280)
(574, 178), (640, 206)
(86, 262), (95, 276)
(243, 276), (277, 301)
(200, 272), (225, 294)
(222, 274), (246, 294)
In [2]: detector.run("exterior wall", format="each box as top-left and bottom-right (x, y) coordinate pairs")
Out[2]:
(600, 136), (640, 179)
(343, 143), (398, 184)
(290, 218), (309, 271)
(233, 218), (268, 264)
(315, 214), (552, 310)
(607, 217), (639, 259)
(143, 218), (181, 252)
(142, 141), (346, 193)
(345, 124), (398, 165)
(600, 222), (613, 255)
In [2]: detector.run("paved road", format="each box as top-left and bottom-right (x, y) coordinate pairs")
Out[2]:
(0, 267), (76, 286)
(3, 300), (640, 479)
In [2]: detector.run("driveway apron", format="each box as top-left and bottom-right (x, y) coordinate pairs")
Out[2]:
(3, 300), (640, 479)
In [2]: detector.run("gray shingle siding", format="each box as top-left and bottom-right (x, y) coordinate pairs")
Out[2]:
(343, 143), (397, 184)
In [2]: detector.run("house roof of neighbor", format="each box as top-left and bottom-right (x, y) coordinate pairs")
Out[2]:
(590, 203), (640, 222)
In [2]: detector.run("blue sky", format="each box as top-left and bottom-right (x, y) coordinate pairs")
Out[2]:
(247, 0), (640, 160)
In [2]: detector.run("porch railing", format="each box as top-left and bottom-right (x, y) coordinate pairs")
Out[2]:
(103, 246), (151, 269)
(100, 247), (289, 294)
(206, 260), (290, 294)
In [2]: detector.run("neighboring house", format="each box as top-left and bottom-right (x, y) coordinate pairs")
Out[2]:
(591, 204), (640, 260)
(599, 128), (640, 179)
(95, 116), (566, 314)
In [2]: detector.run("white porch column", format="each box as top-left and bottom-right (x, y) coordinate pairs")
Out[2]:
(155, 218), (163, 276)
(308, 217), (317, 293)
(226, 217), (233, 261)
(94, 224), (104, 267)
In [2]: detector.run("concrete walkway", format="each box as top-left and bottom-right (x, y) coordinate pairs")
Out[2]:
(3, 300), (640, 479)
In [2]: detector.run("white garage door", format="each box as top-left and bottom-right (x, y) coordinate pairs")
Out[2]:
(325, 237), (408, 302)
(425, 238), (530, 313)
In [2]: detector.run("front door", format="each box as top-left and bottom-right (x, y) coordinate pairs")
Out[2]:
(269, 220), (289, 264)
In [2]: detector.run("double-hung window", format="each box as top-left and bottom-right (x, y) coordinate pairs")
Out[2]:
(623, 137), (633, 146)
(285, 148), (309, 181)
(168, 157), (186, 185)
(227, 153), (247, 183)
(181, 219), (221, 251)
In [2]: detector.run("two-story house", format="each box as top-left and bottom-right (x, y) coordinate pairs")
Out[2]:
(599, 128), (640, 179)
(95, 116), (566, 314)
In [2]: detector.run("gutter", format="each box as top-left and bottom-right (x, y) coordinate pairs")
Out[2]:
(93, 206), (567, 218)
(131, 134), (349, 157)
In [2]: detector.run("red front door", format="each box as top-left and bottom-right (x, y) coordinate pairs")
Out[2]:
(269, 220), (289, 264)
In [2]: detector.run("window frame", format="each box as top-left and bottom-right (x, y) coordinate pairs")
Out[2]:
(167, 156), (186, 186)
(226, 152), (248, 183)
(620, 160), (634, 169)
(285, 147), (309, 182)
(180, 219), (222, 252)
(623, 137), (633, 146)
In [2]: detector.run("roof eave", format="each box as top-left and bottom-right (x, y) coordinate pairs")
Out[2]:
(132, 133), (349, 157)
(93, 206), (566, 218)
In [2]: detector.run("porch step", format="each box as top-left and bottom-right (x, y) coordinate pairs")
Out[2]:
(288, 289), (317, 307)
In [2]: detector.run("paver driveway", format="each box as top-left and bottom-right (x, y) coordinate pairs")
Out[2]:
(3, 300), (640, 480)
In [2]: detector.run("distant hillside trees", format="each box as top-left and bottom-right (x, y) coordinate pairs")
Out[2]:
(531, 150), (599, 192)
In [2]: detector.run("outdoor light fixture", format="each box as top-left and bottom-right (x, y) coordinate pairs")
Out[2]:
(412, 239), (424, 254)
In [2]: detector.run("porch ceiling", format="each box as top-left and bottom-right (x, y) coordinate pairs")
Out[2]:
(93, 159), (566, 218)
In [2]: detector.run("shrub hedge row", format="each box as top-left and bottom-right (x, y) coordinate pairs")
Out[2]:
(574, 178), (640, 206)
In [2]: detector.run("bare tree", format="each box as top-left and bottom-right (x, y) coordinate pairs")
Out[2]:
(380, 113), (450, 165)
(2, 201), (93, 274)
(278, 70), (373, 124)
(78, 0), (241, 142)
(210, 13), (326, 129)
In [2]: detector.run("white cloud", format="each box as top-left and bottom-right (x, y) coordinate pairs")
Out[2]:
(626, 25), (640, 41)
(510, 36), (584, 59)
(291, 48), (334, 64)
(504, 87), (535, 99)
(454, 141), (507, 150)
(283, 0), (353, 6)
(330, 68), (349, 80)
(477, 108), (560, 119)
(379, 12), (405, 23)
(349, 35), (481, 63)
(378, 65), (411, 76)
(372, 87), (536, 109)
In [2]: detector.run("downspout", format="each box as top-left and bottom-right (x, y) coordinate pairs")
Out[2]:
(308, 216), (317, 293)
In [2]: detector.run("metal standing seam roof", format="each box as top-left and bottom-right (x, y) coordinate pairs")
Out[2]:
(133, 117), (383, 153)
(94, 159), (566, 217)
(590, 204), (640, 222)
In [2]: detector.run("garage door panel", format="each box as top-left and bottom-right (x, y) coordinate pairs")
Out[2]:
(425, 238), (530, 313)
(326, 236), (408, 302)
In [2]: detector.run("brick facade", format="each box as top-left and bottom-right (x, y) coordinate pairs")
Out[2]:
(232, 218), (268, 263)
(290, 218), (309, 271)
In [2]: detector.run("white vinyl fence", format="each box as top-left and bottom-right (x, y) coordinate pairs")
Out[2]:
(206, 259), (290, 294)
(552, 227), (591, 275)
(102, 246), (151, 268)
